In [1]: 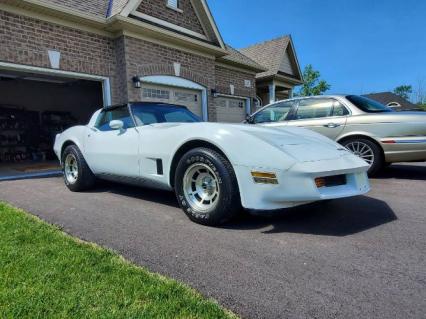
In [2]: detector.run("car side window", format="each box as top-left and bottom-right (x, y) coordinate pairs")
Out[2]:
(294, 99), (334, 120)
(333, 101), (350, 116)
(253, 101), (294, 124)
(95, 107), (135, 131)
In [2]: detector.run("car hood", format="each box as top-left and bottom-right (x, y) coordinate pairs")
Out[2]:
(152, 122), (351, 162)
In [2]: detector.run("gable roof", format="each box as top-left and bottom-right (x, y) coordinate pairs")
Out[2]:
(120, 0), (225, 49)
(37, 0), (111, 17)
(363, 92), (419, 110)
(240, 35), (303, 83)
(217, 45), (266, 72)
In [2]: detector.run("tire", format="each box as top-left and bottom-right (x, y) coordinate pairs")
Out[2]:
(174, 147), (241, 226)
(341, 138), (384, 176)
(62, 144), (96, 192)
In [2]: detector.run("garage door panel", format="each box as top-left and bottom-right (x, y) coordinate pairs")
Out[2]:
(141, 84), (202, 117)
(216, 97), (246, 123)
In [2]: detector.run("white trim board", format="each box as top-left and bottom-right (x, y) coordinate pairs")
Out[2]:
(0, 61), (112, 106)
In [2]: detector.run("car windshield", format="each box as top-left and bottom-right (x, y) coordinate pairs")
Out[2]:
(346, 95), (393, 113)
(130, 103), (201, 126)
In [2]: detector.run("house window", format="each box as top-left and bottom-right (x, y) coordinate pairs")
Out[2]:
(143, 88), (170, 100)
(167, 0), (179, 10)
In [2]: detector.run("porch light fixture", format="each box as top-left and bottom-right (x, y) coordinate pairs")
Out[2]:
(211, 88), (218, 97)
(132, 76), (141, 89)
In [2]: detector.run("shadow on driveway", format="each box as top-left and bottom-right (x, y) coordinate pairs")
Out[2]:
(87, 180), (397, 237)
(375, 163), (426, 181)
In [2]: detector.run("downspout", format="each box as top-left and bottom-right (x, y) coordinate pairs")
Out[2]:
(106, 0), (114, 17)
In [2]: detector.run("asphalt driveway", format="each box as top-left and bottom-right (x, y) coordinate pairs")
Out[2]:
(1, 163), (425, 319)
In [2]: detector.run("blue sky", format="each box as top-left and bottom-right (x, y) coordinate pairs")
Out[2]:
(209, 0), (426, 97)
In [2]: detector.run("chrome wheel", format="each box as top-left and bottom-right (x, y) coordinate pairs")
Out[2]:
(64, 153), (78, 184)
(183, 163), (220, 213)
(345, 141), (375, 165)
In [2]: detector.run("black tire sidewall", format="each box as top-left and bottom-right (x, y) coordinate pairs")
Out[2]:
(62, 145), (94, 191)
(174, 148), (240, 226)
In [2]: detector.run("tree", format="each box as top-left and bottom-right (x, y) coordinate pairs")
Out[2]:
(296, 64), (331, 96)
(393, 85), (412, 100)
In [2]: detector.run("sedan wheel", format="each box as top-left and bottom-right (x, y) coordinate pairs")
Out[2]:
(344, 141), (375, 166)
(341, 138), (383, 176)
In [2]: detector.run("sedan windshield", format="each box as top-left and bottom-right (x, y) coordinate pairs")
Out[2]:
(130, 103), (201, 126)
(346, 95), (393, 113)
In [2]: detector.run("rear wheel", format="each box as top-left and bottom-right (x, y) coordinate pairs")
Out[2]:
(62, 145), (96, 192)
(341, 138), (383, 175)
(174, 147), (241, 226)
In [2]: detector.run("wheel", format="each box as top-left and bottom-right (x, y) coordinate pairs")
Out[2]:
(174, 147), (241, 226)
(341, 138), (383, 176)
(62, 145), (96, 192)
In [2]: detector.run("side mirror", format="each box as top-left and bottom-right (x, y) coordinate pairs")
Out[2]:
(245, 115), (254, 124)
(109, 120), (124, 130)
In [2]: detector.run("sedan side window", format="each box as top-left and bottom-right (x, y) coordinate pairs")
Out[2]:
(253, 101), (293, 124)
(333, 102), (350, 116)
(295, 99), (334, 120)
(95, 107), (135, 131)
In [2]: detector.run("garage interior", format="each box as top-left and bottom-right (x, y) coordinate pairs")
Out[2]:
(0, 69), (103, 180)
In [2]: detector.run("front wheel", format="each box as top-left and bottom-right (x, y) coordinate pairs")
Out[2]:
(62, 145), (96, 192)
(341, 138), (383, 176)
(174, 147), (241, 226)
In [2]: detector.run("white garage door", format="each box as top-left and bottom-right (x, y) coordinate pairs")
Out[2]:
(216, 97), (247, 123)
(141, 83), (202, 118)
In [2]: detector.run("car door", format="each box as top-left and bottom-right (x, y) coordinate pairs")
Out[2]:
(286, 98), (349, 139)
(84, 106), (140, 178)
(252, 101), (295, 127)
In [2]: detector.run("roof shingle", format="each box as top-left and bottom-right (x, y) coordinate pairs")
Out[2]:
(218, 45), (266, 72)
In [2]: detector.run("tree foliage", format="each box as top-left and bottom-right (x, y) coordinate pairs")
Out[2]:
(393, 85), (412, 100)
(296, 64), (331, 96)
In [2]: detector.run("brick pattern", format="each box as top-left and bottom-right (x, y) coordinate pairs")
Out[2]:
(123, 36), (217, 119)
(38, 0), (109, 18)
(0, 10), (125, 104)
(215, 66), (256, 97)
(136, 0), (206, 36)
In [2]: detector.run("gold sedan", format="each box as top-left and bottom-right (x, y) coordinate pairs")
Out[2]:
(248, 95), (426, 175)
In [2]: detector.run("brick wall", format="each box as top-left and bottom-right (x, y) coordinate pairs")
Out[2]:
(123, 36), (219, 120)
(136, 0), (205, 36)
(0, 10), (125, 104)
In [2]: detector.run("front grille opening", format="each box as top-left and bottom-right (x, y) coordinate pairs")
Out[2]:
(315, 175), (347, 188)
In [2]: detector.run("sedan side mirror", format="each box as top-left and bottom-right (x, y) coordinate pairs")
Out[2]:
(245, 115), (254, 124)
(109, 120), (124, 130)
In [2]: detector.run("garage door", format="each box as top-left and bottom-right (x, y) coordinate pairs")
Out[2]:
(0, 68), (103, 178)
(215, 97), (247, 123)
(141, 83), (202, 118)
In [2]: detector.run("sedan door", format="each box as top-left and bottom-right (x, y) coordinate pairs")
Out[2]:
(286, 98), (349, 139)
(84, 106), (140, 178)
(252, 100), (295, 127)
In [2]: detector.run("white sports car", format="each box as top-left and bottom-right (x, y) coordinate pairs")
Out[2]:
(53, 102), (370, 226)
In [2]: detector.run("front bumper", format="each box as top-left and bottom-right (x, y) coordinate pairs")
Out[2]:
(234, 154), (370, 211)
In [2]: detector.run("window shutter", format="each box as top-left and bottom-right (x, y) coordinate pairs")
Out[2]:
(167, 0), (178, 9)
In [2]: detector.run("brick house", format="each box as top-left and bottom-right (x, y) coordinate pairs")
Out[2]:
(0, 0), (303, 172)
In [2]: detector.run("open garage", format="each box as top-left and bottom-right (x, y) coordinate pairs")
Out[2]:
(0, 66), (107, 180)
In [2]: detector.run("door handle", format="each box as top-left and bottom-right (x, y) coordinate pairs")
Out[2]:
(324, 123), (340, 128)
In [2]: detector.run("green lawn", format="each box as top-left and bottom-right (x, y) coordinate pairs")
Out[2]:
(0, 202), (236, 319)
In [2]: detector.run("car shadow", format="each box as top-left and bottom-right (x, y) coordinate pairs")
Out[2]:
(225, 196), (397, 236)
(87, 181), (180, 208)
(86, 182), (396, 237)
(375, 163), (426, 181)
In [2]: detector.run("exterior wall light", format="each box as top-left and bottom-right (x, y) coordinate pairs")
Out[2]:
(132, 76), (141, 89)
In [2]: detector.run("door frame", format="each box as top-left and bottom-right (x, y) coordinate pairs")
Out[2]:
(0, 61), (111, 106)
(139, 75), (208, 121)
